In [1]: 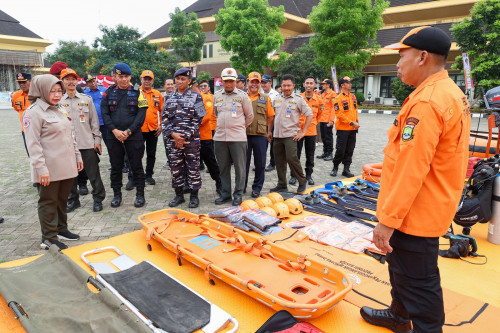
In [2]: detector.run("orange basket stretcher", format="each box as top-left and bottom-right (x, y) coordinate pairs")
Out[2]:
(138, 209), (353, 319)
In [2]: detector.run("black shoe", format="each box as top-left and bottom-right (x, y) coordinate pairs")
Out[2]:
(169, 188), (185, 207)
(297, 182), (307, 194)
(122, 166), (129, 173)
(251, 190), (260, 198)
(265, 164), (275, 172)
(288, 177), (297, 185)
(323, 154), (333, 161)
(330, 167), (338, 177)
(125, 179), (135, 191)
(107, 167), (112, 171)
(307, 176), (315, 185)
(66, 200), (81, 213)
(232, 197), (242, 206)
(270, 186), (288, 193)
(93, 201), (103, 212)
(342, 168), (355, 178)
(189, 190), (199, 208)
(134, 195), (146, 207)
(41, 239), (68, 250)
(316, 153), (326, 159)
(0, 216), (3, 224)
(252, 167), (256, 171)
(215, 196), (232, 205)
(58, 230), (80, 241)
(79, 184), (89, 195)
(111, 189), (122, 208)
(360, 306), (412, 333)
(200, 163), (205, 171)
(145, 177), (156, 185)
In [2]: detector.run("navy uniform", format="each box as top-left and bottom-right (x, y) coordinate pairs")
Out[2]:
(162, 68), (206, 208)
(101, 63), (148, 208)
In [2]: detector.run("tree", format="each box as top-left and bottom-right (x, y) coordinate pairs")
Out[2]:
(276, 43), (329, 88)
(169, 7), (206, 70)
(215, 0), (286, 74)
(392, 77), (415, 105)
(89, 25), (180, 87)
(197, 70), (211, 82)
(451, 0), (500, 92)
(46, 40), (95, 77)
(309, 0), (389, 74)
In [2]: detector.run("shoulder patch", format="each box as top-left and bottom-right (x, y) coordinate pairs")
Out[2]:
(138, 91), (148, 108)
(402, 117), (419, 142)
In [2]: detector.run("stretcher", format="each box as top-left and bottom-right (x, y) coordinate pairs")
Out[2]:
(81, 246), (238, 333)
(139, 209), (353, 319)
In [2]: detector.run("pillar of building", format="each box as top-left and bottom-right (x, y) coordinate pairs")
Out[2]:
(366, 74), (374, 102)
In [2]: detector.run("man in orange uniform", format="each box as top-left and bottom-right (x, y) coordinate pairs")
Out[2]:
(360, 26), (471, 333)
(244, 72), (274, 198)
(330, 76), (359, 178)
(11, 72), (31, 155)
(193, 80), (222, 195)
(291, 76), (322, 186)
(317, 79), (336, 161)
(126, 70), (163, 190)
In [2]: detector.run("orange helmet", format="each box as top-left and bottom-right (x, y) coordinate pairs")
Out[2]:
(273, 202), (290, 219)
(267, 192), (284, 204)
(255, 196), (273, 208)
(240, 200), (259, 211)
(284, 198), (303, 215)
(260, 206), (277, 217)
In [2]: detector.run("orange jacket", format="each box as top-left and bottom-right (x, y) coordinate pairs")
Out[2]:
(376, 70), (471, 237)
(200, 93), (215, 140)
(333, 91), (358, 130)
(11, 90), (30, 132)
(318, 89), (336, 123)
(202, 92), (217, 131)
(300, 93), (322, 136)
(140, 87), (164, 132)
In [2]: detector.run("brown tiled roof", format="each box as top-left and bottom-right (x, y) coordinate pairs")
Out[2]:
(0, 10), (42, 39)
(388, 0), (437, 7)
(377, 22), (454, 46)
(280, 35), (311, 53)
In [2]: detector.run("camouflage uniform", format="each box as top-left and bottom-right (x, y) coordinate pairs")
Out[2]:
(162, 88), (206, 190)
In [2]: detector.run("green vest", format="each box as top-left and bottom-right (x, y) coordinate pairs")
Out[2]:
(246, 93), (269, 136)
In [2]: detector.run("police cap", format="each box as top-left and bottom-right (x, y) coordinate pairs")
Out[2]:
(83, 74), (95, 82)
(261, 74), (272, 83)
(237, 74), (246, 83)
(16, 72), (31, 81)
(113, 63), (132, 75)
(174, 68), (191, 78)
(385, 26), (451, 56)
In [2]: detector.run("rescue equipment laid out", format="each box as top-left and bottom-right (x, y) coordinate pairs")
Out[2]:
(139, 209), (353, 319)
(81, 246), (238, 333)
(209, 206), (283, 235)
(361, 163), (382, 183)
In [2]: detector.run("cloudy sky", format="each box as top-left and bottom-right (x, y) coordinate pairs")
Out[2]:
(2, 0), (198, 53)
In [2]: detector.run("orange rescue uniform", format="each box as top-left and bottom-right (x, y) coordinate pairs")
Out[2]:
(376, 70), (471, 237)
(200, 93), (216, 140)
(333, 92), (358, 130)
(319, 89), (336, 123)
(300, 93), (323, 136)
(140, 87), (164, 132)
(11, 90), (30, 132)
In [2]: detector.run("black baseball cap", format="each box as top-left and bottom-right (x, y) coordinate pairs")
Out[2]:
(385, 26), (451, 56)
(338, 76), (352, 85)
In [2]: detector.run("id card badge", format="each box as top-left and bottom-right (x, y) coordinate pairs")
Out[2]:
(232, 108), (237, 118)
(80, 114), (85, 123)
(286, 105), (292, 118)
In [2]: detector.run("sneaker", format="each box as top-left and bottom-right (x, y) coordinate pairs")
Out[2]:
(57, 230), (80, 241)
(40, 239), (68, 250)
(288, 176), (297, 185)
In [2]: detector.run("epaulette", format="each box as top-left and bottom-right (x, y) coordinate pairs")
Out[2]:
(419, 82), (436, 103)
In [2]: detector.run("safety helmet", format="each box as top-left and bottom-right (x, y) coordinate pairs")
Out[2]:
(273, 202), (290, 219)
(284, 198), (303, 215)
(267, 192), (284, 204)
(260, 206), (277, 217)
(255, 196), (273, 208)
(240, 200), (259, 211)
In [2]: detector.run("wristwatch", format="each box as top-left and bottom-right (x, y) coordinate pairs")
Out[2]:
(126, 129), (132, 135)
(350, 122), (354, 126)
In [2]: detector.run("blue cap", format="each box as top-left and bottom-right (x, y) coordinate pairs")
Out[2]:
(237, 74), (246, 82)
(261, 74), (272, 82)
(113, 63), (132, 75)
(174, 68), (191, 78)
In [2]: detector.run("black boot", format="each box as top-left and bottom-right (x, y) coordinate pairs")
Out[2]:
(111, 188), (122, 208)
(169, 188), (185, 207)
(330, 165), (338, 177)
(188, 190), (199, 208)
(134, 187), (146, 208)
(360, 300), (412, 333)
(342, 165), (355, 178)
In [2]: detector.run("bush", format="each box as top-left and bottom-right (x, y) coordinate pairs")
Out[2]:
(354, 92), (365, 105)
(392, 77), (415, 105)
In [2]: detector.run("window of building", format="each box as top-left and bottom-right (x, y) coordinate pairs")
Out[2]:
(449, 74), (466, 92)
(209, 44), (213, 58)
(380, 76), (396, 98)
(203, 45), (207, 59)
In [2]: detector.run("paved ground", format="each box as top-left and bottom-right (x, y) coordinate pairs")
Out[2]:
(0, 108), (487, 262)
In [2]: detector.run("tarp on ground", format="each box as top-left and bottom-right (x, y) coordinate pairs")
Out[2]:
(0, 247), (150, 333)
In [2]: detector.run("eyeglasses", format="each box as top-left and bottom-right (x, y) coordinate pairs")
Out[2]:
(200, 85), (209, 88)
(49, 90), (63, 94)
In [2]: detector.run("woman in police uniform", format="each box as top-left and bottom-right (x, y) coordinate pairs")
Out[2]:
(23, 74), (83, 250)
